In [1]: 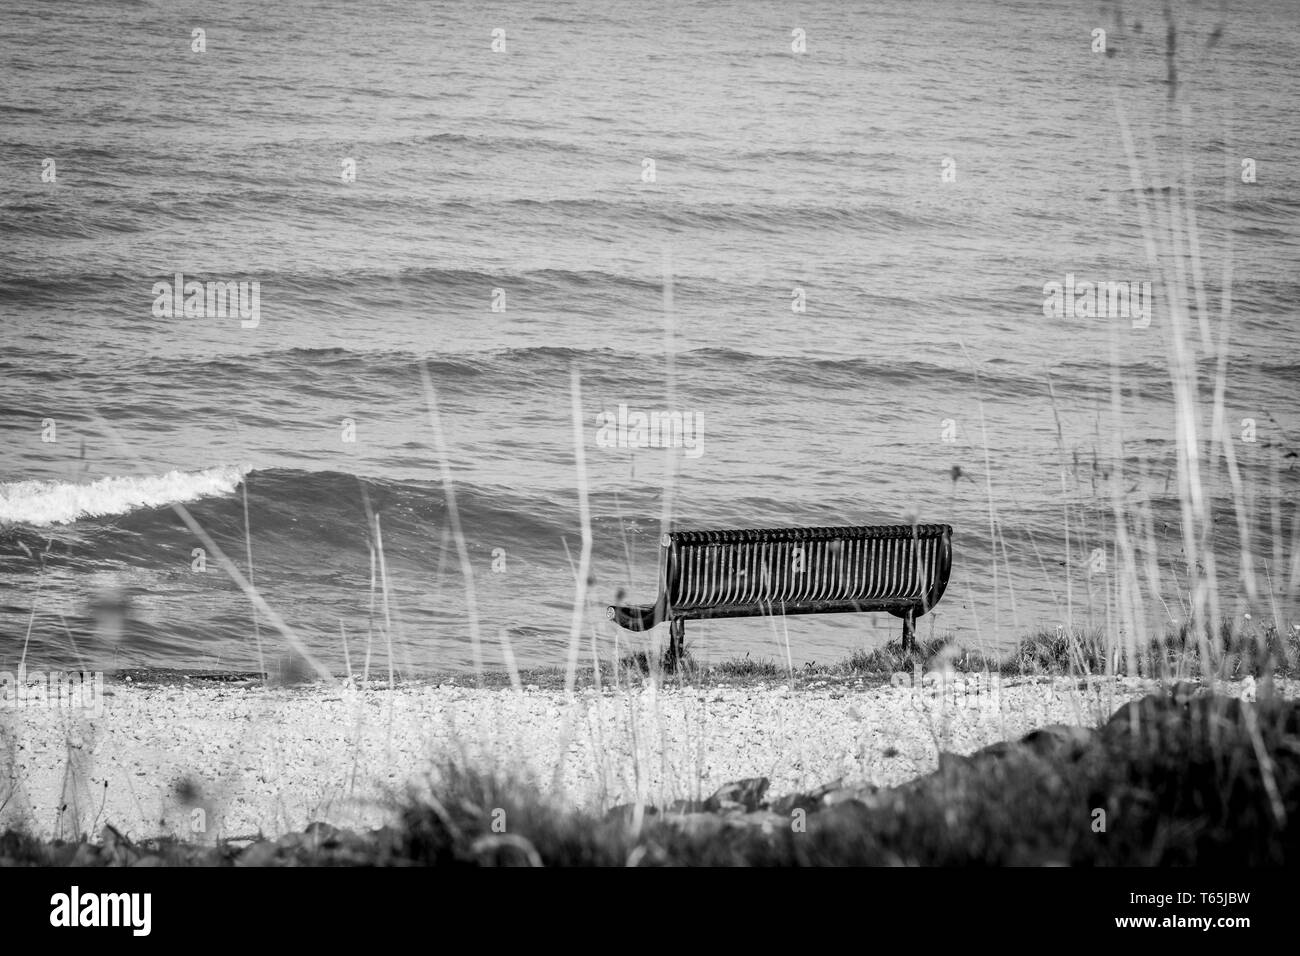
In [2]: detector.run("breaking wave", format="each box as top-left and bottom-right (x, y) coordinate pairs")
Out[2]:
(0, 465), (252, 526)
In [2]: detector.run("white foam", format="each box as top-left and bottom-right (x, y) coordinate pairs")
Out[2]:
(0, 465), (252, 526)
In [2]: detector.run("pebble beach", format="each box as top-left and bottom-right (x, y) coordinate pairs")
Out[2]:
(5, 671), (1293, 843)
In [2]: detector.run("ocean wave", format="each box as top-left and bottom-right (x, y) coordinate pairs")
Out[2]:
(0, 465), (252, 527)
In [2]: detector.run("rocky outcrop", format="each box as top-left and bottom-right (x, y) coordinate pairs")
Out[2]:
(633, 685), (1300, 866)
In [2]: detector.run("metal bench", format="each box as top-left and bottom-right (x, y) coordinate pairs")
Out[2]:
(607, 523), (953, 663)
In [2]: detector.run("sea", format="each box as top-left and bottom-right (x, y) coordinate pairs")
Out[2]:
(2, 0), (1298, 675)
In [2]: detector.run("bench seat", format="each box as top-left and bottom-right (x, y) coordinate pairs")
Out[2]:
(608, 523), (953, 661)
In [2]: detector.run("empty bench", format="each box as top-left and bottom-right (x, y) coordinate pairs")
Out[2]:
(608, 523), (953, 662)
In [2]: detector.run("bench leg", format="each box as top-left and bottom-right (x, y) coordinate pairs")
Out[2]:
(902, 609), (916, 654)
(664, 618), (686, 670)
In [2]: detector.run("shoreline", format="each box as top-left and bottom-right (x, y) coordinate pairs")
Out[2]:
(4, 668), (1294, 844)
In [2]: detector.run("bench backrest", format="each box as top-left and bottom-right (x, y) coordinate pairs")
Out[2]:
(660, 524), (952, 615)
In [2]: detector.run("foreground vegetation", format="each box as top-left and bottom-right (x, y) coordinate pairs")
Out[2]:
(615, 617), (1300, 687)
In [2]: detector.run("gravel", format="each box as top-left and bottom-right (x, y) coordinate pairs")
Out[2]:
(2, 673), (1292, 842)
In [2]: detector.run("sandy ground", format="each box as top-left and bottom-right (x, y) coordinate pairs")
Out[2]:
(2, 672), (1294, 842)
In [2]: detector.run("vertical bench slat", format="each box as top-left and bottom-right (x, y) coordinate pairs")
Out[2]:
(839, 538), (852, 604)
(782, 539), (795, 605)
(718, 544), (730, 604)
(680, 545), (692, 607)
(851, 539), (862, 601)
(807, 539), (820, 602)
(864, 539), (873, 601)
(705, 545), (718, 606)
(858, 537), (872, 600)
(691, 545), (703, 607)
(900, 537), (911, 596)
(693, 545), (705, 607)
(822, 539), (835, 601)
(863, 538), (873, 598)
(873, 538), (883, 598)
(889, 538), (899, 598)
(911, 536), (922, 596)
(675, 545), (686, 606)
(784, 539), (797, 605)
(760, 541), (772, 608)
(781, 541), (790, 608)
(904, 537), (916, 597)
(915, 537), (926, 596)
(909, 537), (921, 599)
(811, 541), (821, 600)
(744, 543), (754, 606)
(731, 542), (744, 605)
(926, 535), (937, 601)
(712, 544), (725, 606)
(826, 538), (840, 603)
(691, 544), (700, 606)
(822, 539), (837, 602)
(875, 539), (886, 600)
(685, 545), (699, 607)
(799, 540), (815, 605)
(756, 542), (768, 605)
(770, 540), (783, 610)
(724, 543), (739, 606)
(851, 537), (866, 605)
(740, 542), (754, 605)
(840, 539), (852, 601)
(915, 537), (927, 597)
(717, 544), (728, 604)
(921, 536), (934, 600)
(929, 535), (940, 600)
(900, 538), (909, 596)
(902, 537), (915, 597)
(837, 540), (851, 602)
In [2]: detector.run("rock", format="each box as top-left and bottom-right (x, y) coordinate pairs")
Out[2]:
(303, 821), (342, 847)
(1093, 691), (1300, 786)
(704, 777), (769, 813)
(823, 784), (881, 808)
(936, 750), (974, 773)
(963, 741), (1019, 764)
(1103, 692), (1248, 748)
(1019, 724), (1095, 760)
(769, 778), (843, 815)
(237, 840), (280, 866)
(941, 724), (1097, 772)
